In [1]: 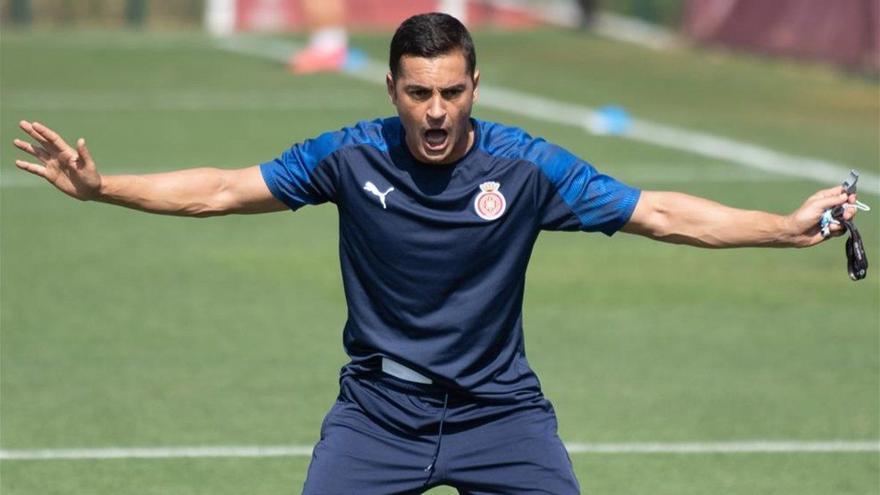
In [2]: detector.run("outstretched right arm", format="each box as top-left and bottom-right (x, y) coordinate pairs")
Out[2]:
(13, 121), (286, 217)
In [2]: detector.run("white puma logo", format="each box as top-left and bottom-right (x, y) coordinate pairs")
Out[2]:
(363, 181), (395, 209)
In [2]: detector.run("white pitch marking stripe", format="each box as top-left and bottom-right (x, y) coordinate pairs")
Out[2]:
(0, 446), (313, 461)
(1, 441), (877, 461)
(625, 120), (878, 193)
(479, 86), (880, 195)
(565, 441), (880, 454)
(214, 37), (880, 196)
(2, 89), (375, 111)
(478, 1), (679, 50)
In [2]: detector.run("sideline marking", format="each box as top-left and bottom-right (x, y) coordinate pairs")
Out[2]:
(565, 441), (880, 454)
(214, 36), (880, 195)
(2, 88), (377, 112)
(2, 441), (878, 461)
(480, 0), (679, 50)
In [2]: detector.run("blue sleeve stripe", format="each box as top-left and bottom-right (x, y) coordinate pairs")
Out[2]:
(603, 185), (641, 234)
(260, 118), (395, 210)
(259, 159), (310, 211)
(479, 120), (641, 235)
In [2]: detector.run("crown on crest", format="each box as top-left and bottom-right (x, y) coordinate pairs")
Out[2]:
(479, 181), (500, 192)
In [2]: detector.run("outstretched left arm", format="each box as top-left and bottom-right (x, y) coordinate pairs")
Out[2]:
(620, 187), (858, 248)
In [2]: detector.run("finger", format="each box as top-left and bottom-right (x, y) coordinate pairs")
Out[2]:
(15, 159), (49, 179)
(76, 138), (95, 170)
(802, 231), (827, 247)
(56, 148), (80, 169)
(807, 186), (844, 201)
(811, 192), (848, 212)
(841, 203), (860, 221)
(13, 138), (52, 161)
(19, 120), (52, 148)
(828, 222), (848, 238)
(32, 121), (73, 153)
(12, 138), (51, 162)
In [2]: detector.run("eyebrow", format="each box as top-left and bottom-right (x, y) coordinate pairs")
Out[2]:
(403, 83), (468, 92)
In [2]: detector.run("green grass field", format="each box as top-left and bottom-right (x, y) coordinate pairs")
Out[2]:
(2, 27), (878, 494)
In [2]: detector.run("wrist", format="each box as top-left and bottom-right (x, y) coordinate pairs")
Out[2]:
(92, 174), (109, 202)
(780, 213), (807, 247)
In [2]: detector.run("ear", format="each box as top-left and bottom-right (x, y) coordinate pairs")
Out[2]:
(386, 73), (397, 104)
(472, 69), (480, 102)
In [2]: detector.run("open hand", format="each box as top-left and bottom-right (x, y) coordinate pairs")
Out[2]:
(13, 121), (102, 201)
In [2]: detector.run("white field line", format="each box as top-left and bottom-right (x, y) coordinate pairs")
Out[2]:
(214, 36), (880, 196)
(564, 441), (880, 454)
(2, 441), (877, 461)
(2, 89), (376, 111)
(0, 445), (312, 461)
(606, 164), (794, 183)
(479, 0), (679, 50)
(480, 86), (880, 195)
(593, 12), (681, 50)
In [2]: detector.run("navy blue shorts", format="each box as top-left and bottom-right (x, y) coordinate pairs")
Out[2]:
(302, 372), (580, 494)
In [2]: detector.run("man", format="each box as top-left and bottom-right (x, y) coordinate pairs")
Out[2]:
(288, 0), (349, 74)
(13, 12), (858, 494)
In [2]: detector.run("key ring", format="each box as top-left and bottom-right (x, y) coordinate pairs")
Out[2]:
(840, 200), (871, 212)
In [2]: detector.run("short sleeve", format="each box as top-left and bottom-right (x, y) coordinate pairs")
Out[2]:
(535, 144), (640, 236)
(260, 119), (392, 211)
(259, 132), (343, 211)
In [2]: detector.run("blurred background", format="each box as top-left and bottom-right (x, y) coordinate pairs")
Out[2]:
(2, 1), (878, 495)
(2, 0), (878, 72)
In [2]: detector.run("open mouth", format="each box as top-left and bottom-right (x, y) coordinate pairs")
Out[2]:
(423, 129), (449, 151)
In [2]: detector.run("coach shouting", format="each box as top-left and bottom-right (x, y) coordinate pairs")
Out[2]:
(13, 12), (858, 494)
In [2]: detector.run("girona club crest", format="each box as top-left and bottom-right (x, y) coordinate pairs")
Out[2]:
(473, 181), (507, 221)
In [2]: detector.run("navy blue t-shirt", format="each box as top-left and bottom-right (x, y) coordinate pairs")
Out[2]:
(260, 117), (640, 401)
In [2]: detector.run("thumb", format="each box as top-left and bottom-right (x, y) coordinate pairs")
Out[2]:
(76, 138), (96, 170)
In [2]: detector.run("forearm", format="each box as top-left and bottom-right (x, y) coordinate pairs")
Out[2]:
(14, 122), (286, 216)
(623, 191), (797, 248)
(97, 168), (241, 217)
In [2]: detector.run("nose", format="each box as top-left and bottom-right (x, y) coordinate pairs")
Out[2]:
(427, 94), (445, 121)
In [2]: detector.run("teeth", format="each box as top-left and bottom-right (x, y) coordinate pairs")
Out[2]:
(425, 130), (447, 145)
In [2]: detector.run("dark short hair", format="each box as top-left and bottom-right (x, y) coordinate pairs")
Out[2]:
(389, 12), (477, 79)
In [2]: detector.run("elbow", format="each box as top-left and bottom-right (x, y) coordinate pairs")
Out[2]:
(175, 202), (228, 218)
(190, 208), (227, 218)
(190, 196), (236, 217)
(626, 201), (723, 248)
(190, 170), (237, 217)
(645, 211), (724, 247)
(642, 220), (695, 246)
(627, 203), (677, 241)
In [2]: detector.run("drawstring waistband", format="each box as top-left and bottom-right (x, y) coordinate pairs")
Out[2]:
(373, 357), (450, 480)
(424, 392), (449, 479)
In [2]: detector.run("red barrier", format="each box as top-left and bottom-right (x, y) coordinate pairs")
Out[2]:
(683, 0), (879, 71)
(232, 0), (543, 32)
